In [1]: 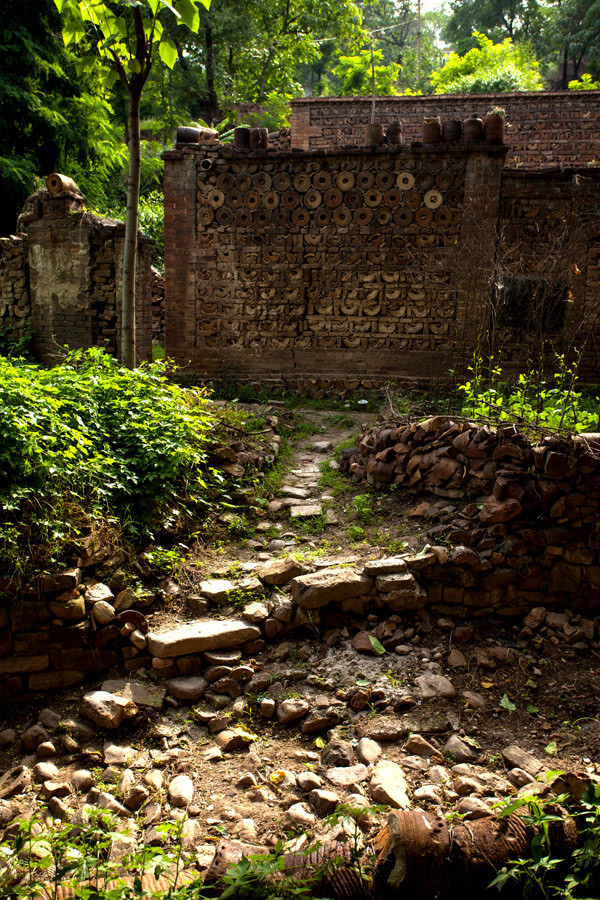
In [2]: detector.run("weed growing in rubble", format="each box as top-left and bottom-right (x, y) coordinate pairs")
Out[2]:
(457, 351), (599, 433)
(352, 494), (375, 525)
(491, 781), (600, 899)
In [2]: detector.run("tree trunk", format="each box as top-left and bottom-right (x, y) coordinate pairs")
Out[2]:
(205, 25), (219, 125)
(561, 44), (569, 90)
(122, 83), (142, 368)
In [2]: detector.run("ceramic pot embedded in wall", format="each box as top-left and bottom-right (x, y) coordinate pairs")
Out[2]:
(483, 113), (505, 143)
(462, 116), (483, 142)
(233, 127), (250, 150)
(257, 127), (269, 149)
(365, 123), (384, 145)
(177, 126), (203, 143)
(442, 119), (462, 143)
(386, 121), (403, 145)
(422, 116), (442, 143)
(249, 127), (260, 150)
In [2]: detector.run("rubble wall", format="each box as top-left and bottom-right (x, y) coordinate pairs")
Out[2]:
(290, 91), (600, 168)
(340, 416), (600, 619)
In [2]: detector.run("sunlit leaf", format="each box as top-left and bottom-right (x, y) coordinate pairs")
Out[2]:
(158, 37), (177, 68)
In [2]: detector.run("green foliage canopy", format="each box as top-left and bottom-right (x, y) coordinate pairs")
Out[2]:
(431, 32), (543, 93)
(333, 47), (401, 95)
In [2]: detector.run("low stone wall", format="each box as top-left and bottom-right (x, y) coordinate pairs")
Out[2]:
(340, 416), (600, 618)
(0, 191), (154, 364)
(0, 234), (30, 348)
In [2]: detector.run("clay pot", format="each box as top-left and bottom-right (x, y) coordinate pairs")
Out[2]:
(365, 123), (385, 145)
(442, 119), (462, 143)
(46, 173), (79, 195)
(257, 127), (269, 149)
(249, 127), (260, 150)
(176, 126), (203, 143)
(422, 116), (442, 144)
(463, 116), (483, 142)
(386, 122), (403, 145)
(484, 112), (505, 143)
(233, 127), (250, 150)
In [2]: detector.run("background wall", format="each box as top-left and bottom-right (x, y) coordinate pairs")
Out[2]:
(163, 142), (506, 385)
(290, 91), (600, 169)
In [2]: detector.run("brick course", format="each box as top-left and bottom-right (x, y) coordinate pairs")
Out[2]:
(290, 91), (600, 169)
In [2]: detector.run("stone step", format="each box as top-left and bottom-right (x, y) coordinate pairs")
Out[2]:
(147, 620), (260, 659)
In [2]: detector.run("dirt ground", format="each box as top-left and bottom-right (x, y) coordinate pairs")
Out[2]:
(2, 401), (599, 878)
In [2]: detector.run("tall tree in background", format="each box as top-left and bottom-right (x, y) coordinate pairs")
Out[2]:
(549, 0), (600, 87)
(55, 0), (209, 368)
(0, 0), (118, 234)
(443, 0), (547, 54)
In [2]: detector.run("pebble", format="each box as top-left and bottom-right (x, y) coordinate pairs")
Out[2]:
(168, 775), (194, 808)
(276, 699), (309, 724)
(285, 803), (316, 828)
(92, 600), (116, 624)
(309, 789), (339, 816)
(444, 735), (480, 763)
(370, 761), (410, 809)
(355, 737), (382, 765)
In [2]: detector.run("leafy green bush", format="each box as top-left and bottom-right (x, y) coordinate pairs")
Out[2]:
(0, 348), (224, 578)
(95, 189), (164, 273)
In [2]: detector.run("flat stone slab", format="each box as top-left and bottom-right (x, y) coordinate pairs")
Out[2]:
(101, 678), (166, 710)
(290, 504), (323, 519)
(291, 568), (372, 609)
(363, 557), (408, 577)
(148, 620), (260, 659)
(282, 486), (310, 499)
(200, 579), (234, 603)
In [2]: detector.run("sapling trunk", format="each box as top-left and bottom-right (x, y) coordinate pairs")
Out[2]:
(122, 85), (143, 369)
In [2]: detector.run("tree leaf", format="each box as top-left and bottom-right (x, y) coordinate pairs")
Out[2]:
(545, 741), (558, 756)
(314, 736), (326, 749)
(369, 635), (386, 656)
(500, 693), (516, 711)
(175, 0), (200, 31)
(158, 37), (177, 68)
(355, 677), (371, 687)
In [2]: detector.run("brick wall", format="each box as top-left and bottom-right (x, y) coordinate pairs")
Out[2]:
(0, 190), (153, 365)
(163, 141), (507, 385)
(494, 168), (600, 380)
(0, 233), (29, 349)
(290, 91), (600, 169)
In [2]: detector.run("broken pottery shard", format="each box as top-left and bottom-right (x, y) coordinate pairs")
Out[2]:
(291, 568), (372, 609)
(147, 620), (260, 659)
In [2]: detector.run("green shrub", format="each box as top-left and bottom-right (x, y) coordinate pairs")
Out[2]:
(0, 348), (224, 578)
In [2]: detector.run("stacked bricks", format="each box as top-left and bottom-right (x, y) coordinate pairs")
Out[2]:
(163, 140), (506, 383)
(340, 415), (600, 617)
(290, 91), (600, 169)
(0, 234), (30, 346)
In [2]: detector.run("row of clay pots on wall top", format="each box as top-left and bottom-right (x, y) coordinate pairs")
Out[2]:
(365, 111), (506, 146)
